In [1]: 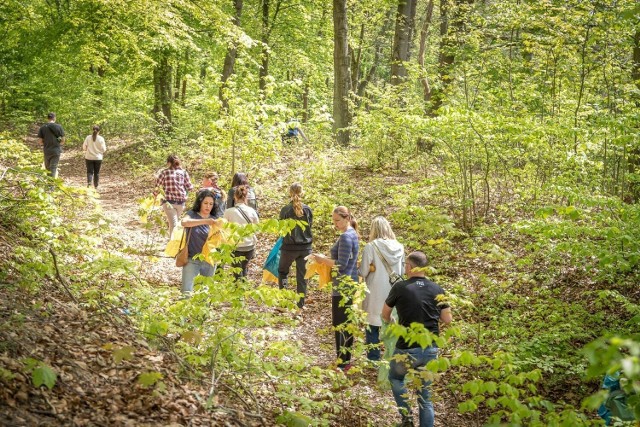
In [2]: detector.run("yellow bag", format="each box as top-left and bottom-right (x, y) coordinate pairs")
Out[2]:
(304, 260), (333, 289)
(202, 218), (230, 263)
(164, 225), (186, 257)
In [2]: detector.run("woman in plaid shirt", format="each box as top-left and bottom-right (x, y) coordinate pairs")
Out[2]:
(156, 154), (194, 237)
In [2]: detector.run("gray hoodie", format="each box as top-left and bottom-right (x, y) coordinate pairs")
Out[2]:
(359, 238), (405, 326)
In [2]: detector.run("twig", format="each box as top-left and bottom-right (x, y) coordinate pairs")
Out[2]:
(48, 248), (79, 304)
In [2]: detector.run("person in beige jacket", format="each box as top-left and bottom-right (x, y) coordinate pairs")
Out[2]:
(82, 125), (107, 189)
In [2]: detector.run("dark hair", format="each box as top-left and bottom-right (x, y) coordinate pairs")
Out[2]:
(47, 112), (56, 120)
(92, 125), (100, 142)
(407, 251), (428, 269)
(166, 154), (180, 169)
(231, 172), (249, 187)
(192, 190), (215, 213)
(234, 185), (249, 202)
(333, 205), (358, 232)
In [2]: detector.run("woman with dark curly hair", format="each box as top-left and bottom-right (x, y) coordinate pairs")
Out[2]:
(180, 190), (221, 295)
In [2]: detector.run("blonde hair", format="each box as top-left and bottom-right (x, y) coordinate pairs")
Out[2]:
(369, 216), (396, 241)
(333, 206), (358, 232)
(290, 183), (304, 217)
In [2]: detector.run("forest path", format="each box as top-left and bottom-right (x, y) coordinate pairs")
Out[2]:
(39, 137), (455, 426)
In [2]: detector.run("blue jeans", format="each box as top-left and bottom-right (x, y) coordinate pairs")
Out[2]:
(389, 345), (438, 427)
(181, 258), (216, 294)
(365, 325), (381, 361)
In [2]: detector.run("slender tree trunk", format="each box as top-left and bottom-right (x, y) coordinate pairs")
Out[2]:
(302, 82), (310, 123)
(391, 0), (417, 85)
(426, 0), (455, 116)
(418, 0), (434, 104)
(632, 29), (640, 96)
(356, 8), (394, 101)
(333, 0), (352, 145)
(153, 52), (173, 127)
(220, 0), (244, 110)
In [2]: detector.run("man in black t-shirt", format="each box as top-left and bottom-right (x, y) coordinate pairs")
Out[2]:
(382, 251), (452, 427)
(37, 112), (65, 177)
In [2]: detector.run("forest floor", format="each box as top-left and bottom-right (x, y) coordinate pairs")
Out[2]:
(0, 136), (469, 426)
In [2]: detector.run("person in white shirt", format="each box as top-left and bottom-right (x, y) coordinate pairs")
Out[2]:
(82, 125), (107, 188)
(223, 185), (259, 279)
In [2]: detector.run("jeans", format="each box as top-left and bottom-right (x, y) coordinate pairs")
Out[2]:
(44, 152), (60, 177)
(365, 324), (381, 361)
(232, 248), (255, 279)
(389, 345), (438, 427)
(181, 258), (216, 294)
(278, 248), (311, 308)
(332, 295), (353, 366)
(162, 201), (184, 238)
(85, 159), (103, 188)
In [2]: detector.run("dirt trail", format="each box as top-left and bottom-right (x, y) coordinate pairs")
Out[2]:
(47, 139), (457, 427)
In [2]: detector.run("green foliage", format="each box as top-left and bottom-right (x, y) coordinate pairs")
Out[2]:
(23, 358), (57, 390)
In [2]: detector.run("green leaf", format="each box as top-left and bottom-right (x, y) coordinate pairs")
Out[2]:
(137, 371), (163, 387)
(112, 346), (135, 364)
(32, 364), (57, 390)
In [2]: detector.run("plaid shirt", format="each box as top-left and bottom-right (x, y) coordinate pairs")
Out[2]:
(156, 168), (194, 203)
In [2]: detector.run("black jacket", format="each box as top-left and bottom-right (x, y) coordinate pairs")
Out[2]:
(279, 203), (313, 250)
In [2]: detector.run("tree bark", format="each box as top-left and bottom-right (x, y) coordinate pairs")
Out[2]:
(391, 0), (418, 85)
(153, 52), (173, 127)
(356, 8), (394, 101)
(259, 0), (282, 95)
(426, 0), (455, 116)
(418, 0), (435, 103)
(220, 0), (244, 110)
(633, 29), (640, 98)
(333, 0), (352, 145)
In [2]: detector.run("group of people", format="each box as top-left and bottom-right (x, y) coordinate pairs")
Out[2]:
(38, 112), (107, 188)
(154, 154), (452, 427)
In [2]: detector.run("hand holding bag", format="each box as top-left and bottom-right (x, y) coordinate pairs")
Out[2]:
(175, 228), (191, 267)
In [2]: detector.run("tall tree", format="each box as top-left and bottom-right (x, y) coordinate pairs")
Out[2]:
(259, 0), (283, 95)
(333, 0), (352, 145)
(390, 0), (418, 85)
(220, 0), (244, 111)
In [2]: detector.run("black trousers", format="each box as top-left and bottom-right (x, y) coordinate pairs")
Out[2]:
(332, 295), (353, 366)
(232, 248), (255, 279)
(85, 159), (103, 188)
(278, 248), (311, 307)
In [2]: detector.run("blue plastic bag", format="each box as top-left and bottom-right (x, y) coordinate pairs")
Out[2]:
(262, 238), (283, 283)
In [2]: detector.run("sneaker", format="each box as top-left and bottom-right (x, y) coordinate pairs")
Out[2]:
(395, 415), (414, 427)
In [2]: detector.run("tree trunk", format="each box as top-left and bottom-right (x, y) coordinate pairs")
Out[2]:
(633, 29), (640, 99)
(333, 0), (352, 145)
(259, 0), (282, 95)
(356, 8), (394, 101)
(426, 0), (455, 116)
(153, 52), (173, 127)
(220, 0), (243, 110)
(391, 0), (417, 85)
(418, 0), (435, 103)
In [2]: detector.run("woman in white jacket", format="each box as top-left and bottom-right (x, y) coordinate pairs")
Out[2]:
(359, 216), (404, 361)
(82, 125), (107, 189)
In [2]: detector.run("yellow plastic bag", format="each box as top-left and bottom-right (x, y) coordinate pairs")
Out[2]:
(202, 218), (230, 263)
(304, 260), (332, 289)
(164, 225), (186, 257)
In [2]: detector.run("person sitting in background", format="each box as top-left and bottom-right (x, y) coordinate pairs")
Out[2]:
(282, 118), (309, 143)
(224, 185), (259, 279)
(226, 172), (258, 214)
(199, 172), (225, 219)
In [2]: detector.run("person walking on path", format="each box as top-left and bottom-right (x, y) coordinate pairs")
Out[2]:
(224, 185), (259, 279)
(37, 112), (65, 177)
(155, 154), (194, 238)
(382, 251), (452, 427)
(226, 172), (258, 214)
(312, 206), (359, 371)
(199, 172), (226, 219)
(82, 125), (106, 189)
(180, 190), (221, 295)
(359, 216), (404, 361)
(278, 183), (313, 308)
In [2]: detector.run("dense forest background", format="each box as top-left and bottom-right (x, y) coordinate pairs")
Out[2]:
(1, 0), (639, 425)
